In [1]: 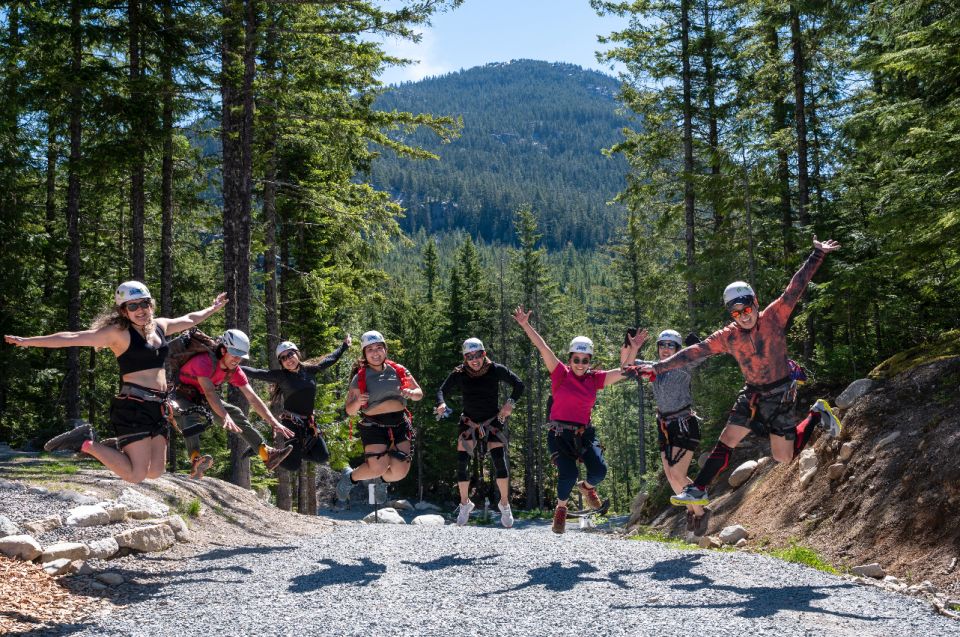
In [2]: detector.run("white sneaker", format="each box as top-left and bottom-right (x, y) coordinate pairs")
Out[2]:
(498, 502), (514, 528)
(456, 500), (475, 526)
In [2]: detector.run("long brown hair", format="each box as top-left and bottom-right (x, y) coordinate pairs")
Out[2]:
(90, 298), (156, 333)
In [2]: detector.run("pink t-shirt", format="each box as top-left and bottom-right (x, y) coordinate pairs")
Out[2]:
(548, 363), (608, 425)
(178, 353), (249, 389)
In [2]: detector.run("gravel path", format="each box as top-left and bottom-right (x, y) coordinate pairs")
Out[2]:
(38, 522), (960, 637)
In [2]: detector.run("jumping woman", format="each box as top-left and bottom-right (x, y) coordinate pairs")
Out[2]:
(4, 281), (227, 483)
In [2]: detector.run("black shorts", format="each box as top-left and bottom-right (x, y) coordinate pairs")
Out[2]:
(657, 414), (701, 455)
(109, 395), (170, 449)
(358, 411), (414, 448)
(728, 385), (799, 440)
(279, 419), (330, 470)
(457, 417), (506, 447)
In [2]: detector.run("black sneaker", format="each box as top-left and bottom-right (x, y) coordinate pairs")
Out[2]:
(44, 423), (95, 453)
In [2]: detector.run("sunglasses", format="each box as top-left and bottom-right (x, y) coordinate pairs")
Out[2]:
(657, 341), (679, 349)
(278, 351), (298, 363)
(464, 350), (485, 361)
(730, 305), (755, 319)
(124, 300), (151, 312)
(570, 356), (591, 365)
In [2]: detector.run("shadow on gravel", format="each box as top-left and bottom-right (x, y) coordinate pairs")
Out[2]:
(193, 544), (300, 562)
(400, 554), (500, 572)
(288, 558), (386, 593)
(614, 554), (889, 622)
(62, 563), (253, 607)
(5, 621), (94, 636)
(484, 559), (641, 596)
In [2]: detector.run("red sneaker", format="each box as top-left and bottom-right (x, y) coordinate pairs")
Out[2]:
(552, 505), (567, 535)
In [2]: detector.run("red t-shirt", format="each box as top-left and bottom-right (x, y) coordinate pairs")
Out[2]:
(548, 363), (607, 425)
(178, 353), (248, 389)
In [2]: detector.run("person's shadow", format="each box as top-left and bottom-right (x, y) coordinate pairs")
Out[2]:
(484, 560), (640, 596)
(288, 558), (386, 593)
(401, 554), (500, 572)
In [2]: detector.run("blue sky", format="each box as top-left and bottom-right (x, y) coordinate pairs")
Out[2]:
(376, 0), (627, 85)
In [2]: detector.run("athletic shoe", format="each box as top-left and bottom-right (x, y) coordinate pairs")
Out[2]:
(577, 480), (603, 510)
(263, 445), (292, 471)
(670, 484), (709, 506)
(44, 423), (95, 453)
(685, 510), (695, 533)
(552, 505), (567, 534)
(812, 399), (842, 437)
(456, 500), (475, 526)
(693, 507), (712, 537)
(499, 502), (514, 529)
(336, 466), (355, 502)
(189, 454), (214, 480)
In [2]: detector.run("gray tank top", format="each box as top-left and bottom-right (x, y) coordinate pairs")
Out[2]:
(350, 364), (407, 410)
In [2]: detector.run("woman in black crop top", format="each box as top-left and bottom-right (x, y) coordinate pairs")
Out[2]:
(242, 334), (351, 471)
(5, 281), (227, 484)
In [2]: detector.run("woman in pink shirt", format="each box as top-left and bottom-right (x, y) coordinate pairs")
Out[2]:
(513, 306), (644, 534)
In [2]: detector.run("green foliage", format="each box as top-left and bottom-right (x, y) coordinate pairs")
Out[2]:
(768, 542), (839, 575)
(176, 497), (202, 519)
(627, 527), (700, 550)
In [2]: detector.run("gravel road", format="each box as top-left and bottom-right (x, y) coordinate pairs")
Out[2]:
(34, 522), (960, 637)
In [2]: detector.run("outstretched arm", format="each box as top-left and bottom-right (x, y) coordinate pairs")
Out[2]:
(512, 306), (560, 373)
(240, 383), (293, 439)
(155, 293), (228, 336)
(305, 334), (352, 373)
(5, 326), (118, 351)
(777, 237), (841, 314)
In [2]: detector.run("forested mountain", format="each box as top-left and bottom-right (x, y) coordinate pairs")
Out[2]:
(371, 60), (629, 249)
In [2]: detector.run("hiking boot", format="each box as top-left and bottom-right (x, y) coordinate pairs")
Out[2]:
(456, 500), (475, 526)
(685, 509), (696, 533)
(264, 445), (292, 471)
(44, 423), (95, 453)
(577, 481), (603, 510)
(693, 507), (712, 537)
(336, 466), (355, 502)
(189, 454), (214, 480)
(499, 502), (514, 529)
(552, 505), (567, 534)
(670, 484), (709, 506)
(812, 399), (842, 437)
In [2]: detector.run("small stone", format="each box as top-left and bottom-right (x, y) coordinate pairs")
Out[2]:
(361, 508), (405, 524)
(735, 538), (748, 548)
(728, 461), (759, 488)
(41, 542), (89, 563)
(66, 505), (111, 527)
(27, 486), (49, 495)
(0, 515), (19, 536)
(876, 431), (900, 450)
(946, 557), (957, 574)
(86, 537), (120, 560)
(884, 575), (901, 585)
(114, 524), (176, 553)
(851, 562), (886, 578)
(799, 467), (817, 488)
(827, 463), (846, 480)
(921, 580), (937, 594)
(837, 378), (876, 409)
(0, 535), (42, 561)
(89, 581), (108, 591)
(798, 448), (818, 472)
(96, 572), (125, 586)
(43, 558), (75, 576)
(839, 442), (855, 461)
(164, 515), (192, 543)
(126, 509), (154, 520)
(410, 514), (445, 526)
(56, 490), (99, 505)
(21, 515), (63, 536)
(76, 561), (94, 575)
(718, 525), (748, 545)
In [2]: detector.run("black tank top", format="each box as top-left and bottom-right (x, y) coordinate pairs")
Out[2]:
(117, 325), (169, 375)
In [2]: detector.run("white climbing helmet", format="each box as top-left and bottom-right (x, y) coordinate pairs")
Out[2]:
(567, 336), (594, 356)
(275, 340), (298, 359)
(115, 281), (151, 306)
(462, 338), (485, 355)
(657, 330), (683, 348)
(220, 329), (251, 359)
(723, 281), (756, 309)
(360, 330), (386, 350)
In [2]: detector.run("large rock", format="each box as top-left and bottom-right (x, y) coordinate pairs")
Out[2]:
(852, 562), (886, 578)
(414, 501), (442, 512)
(164, 515), (192, 543)
(828, 463), (846, 480)
(114, 524), (176, 553)
(718, 525), (749, 545)
(798, 448), (818, 472)
(837, 378), (876, 409)
(361, 507), (405, 524)
(698, 535), (722, 549)
(118, 488), (169, 518)
(756, 456), (773, 470)
(0, 535), (42, 561)
(410, 514), (445, 526)
(0, 515), (19, 536)
(388, 499), (414, 511)
(43, 558), (75, 576)
(799, 467), (817, 488)
(86, 537), (120, 560)
(21, 515), (62, 536)
(41, 542), (90, 563)
(839, 442), (856, 461)
(876, 431), (901, 450)
(728, 461), (759, 488)
(66, 505), (111, 527)
(101, 502), (129, 522)
(56, 490), (99, 505)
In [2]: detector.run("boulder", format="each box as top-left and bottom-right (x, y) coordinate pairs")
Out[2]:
(728, 461), (759, 488)
(164, 515), (192, 543)
(798, 448), (818, 472)
(698, 535), (722, 549)
(114, 524), (176, 553)
(101, 502), (129, 522)
(118, 488), (169, 518)
(43, 558), (75, 576)
(414, 501), (442, 511)
(839, 442), (856, 461)
(41, 542), (89, 563)
(837, 378), (876, 409)
(66, 505), (110, 527)
(0, 535), (42, 561)
(388, 499), (414, 511)
(851, 562), (886, 578)
(799, 467), (817, 488)
(96, 571), (125, 586)
(86, 537), (120, 560)
(735, 538), (748, 548)
(0, 515), (19, 536)
(361, 508), (405, 525)
(876, 431), (900, 450)
(56, 490), (99, 505)
(410, 514), (445, 526)
(719, 525), (748, 545)
(21, 515), (62, 536)
(756, 456), (773, 470)
(827, 463), (846, 480)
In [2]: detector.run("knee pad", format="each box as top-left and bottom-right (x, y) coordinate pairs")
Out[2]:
(489, 446), (508, 479)
(457, 450), (470, 482)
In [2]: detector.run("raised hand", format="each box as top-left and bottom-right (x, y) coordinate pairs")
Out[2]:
(813, 236), (841, 254)
(628, 328), (648, 350)
(512, 306), (532, 327)
(343, 333), (352, 348)
(210, 292), (229, 312)
(5, 335), (28, 348)
(273, 423), (295, 439)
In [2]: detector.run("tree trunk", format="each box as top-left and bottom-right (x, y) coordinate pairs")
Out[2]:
(702, 0), (721, 231)
(262, 16), (280, 365)
(64, 0), (83, 422)
(129, 0), (145, 280)
(160, 0), (174, 320)
(790, 3), (809, 228)
(768, 24), (793, 274)
(43, 119), (59, 300)
(680, 0), (696, 324)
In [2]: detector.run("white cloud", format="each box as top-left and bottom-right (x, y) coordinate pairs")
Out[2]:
(382, 28), (450, 84)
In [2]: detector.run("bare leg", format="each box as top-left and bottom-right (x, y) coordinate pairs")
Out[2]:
(661, 451), (704, 517)
(769, 434), (794, 463)
(381, 441), (412, 482)
(350, 444), (389, 481)
(145, 435), (168, 479)
(84, 438), (153, 483)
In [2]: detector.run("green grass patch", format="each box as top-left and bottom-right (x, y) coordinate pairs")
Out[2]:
(0, 459), (97, 477)
(768, 543), (838, 574)
(627, 526), (700, 550)
(176, 497), (202, 518)
(514, 508), (553, 521)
